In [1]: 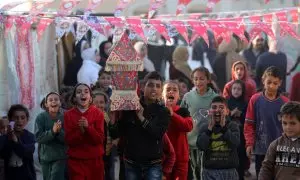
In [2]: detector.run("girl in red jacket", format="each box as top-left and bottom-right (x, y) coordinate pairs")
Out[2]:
(64, 83), (105, 180)
(162, 81), (193, 180)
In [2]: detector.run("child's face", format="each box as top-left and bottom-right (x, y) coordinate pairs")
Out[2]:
(162, 83), (179, 106)
(193, 71), (209, 92)
(104, 42), (112, 56)
(233, 63), (245, 80)
(144, 79), (162, 102)
(95, 51), (101, 63)
(45, 94), (61, 113)
(11, 111), (28, 132)
(179, 82), (188, 98)
(263, 75), (282, 95)
(282, 115), (300, 138)
(75, 85), (92, 109)
(231, 83), (243, 99)
(98, 73), (112, 90)
(210, 102), (228, 123)
(94, 95), (106, 112)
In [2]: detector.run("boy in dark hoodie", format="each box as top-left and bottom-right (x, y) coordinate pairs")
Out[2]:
(197, 96), (240, 180)
(259, 101), (300, 180)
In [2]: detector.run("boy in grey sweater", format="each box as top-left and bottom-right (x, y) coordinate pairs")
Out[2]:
(197, 96), (240, 180)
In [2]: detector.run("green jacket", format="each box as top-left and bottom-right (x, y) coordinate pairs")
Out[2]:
(35, 111), (66, 162)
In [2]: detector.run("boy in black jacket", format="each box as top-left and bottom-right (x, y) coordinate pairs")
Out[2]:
(110, 71), (171, 180)
(197, 96), (240, 180)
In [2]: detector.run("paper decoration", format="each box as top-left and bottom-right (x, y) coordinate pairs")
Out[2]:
(280, 22), (300, 40)
(169, 20), (189, 44)
(37, 18), (54, 41)
(225, 21), (247, 42)
(29, 1), (54, 17)
(206, 0), (220, 13)
(75, 21), (90, 43)
(55, 18), (74, 38)
(126, 18), (147, 42)
(114, 0), (133, 17)
(104, 17), (124, 27)
(86, 0), (104, 11)
(276, 11), (288, 22)
(105, 31), (143, 71)
(176, 0), (191, 15)
(263, 13), (273, 23)
(149, 19), (171, 42)
(148, 0), (166, 18)
(206, 21), (231, 43)
(15, 16), (34, 41)
(289, 9), (298, 24)
(58, 0), (81, 16)
(0, 2), (25, 12)
(4, 16), (15, 37)
(188, 21), (209, 45)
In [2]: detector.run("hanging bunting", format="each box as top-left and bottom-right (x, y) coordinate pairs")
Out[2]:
(104, 17), (124, 27)
(188, 21), (209, 45)
(225, 21), (247, 42)
(86, 0), (104, 11)
(206, 21), (231, 43)
(114, 0), (133, 17)
(126, 18), (147, 42)
(55, 17), (74, 39)
(279, 22), (300, 40)
(0, 1), (26, 12)
(169, 20), (189, 44)
(149, 19), (171, 42)
(86, 16), (106, 35)
(57, 0), (81, 16)
(29, 1), (54, 17)
(206, 0), (220, 13)
(15, 16), (34, 42)
(176, 0), (191, 15)
(275, 11), (288, 22)
(4, 16), (15, 37)
(289, 9), (298, 24)
(263, 13), (273, 23)
(37, 18), (54, 41)
(148, 0), (166, 18)
(75, 21), (90, 43)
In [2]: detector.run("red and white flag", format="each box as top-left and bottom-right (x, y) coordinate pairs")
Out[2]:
(176, 0), (191, 15)
(29, 1), (54, 16)
(188, 21), (208, 45)
(57, 0), (81, 16)
(149, 19), (170, 42)
(126, 18), (147, 42)
(37, 18), (54, 41)
(114, 0), (133, 17)
(148, 0), (166, 18)
(169, 20), (189, 44)
(85, 0), (104, 11)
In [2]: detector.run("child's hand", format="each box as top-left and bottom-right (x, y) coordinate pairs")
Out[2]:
(79, 117), (89, 128)
(246, 146), (253, 158)
(208, 118), (215, 131)
(52, 123), (60, 134)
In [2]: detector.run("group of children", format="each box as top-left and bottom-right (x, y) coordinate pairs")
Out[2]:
(0, 62), (300, 180)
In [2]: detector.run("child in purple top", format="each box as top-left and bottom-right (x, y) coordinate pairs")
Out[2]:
(244, 66), (289, 177)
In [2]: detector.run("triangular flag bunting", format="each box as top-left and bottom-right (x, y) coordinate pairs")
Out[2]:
(176, 0), (191, 15)
(85, 0), (104, 11)
(276, 11), (288, 22)
(58, 0), (81, 16)
(104, 17), (124, 27)
(126, 18), (147, 42)
(169, 20), (189, 44)
(207, 21), (231, 43)
(188, 21), (209, 45)
(114, 0), (133, 17)
(55, 18), (74, 39)
(4, 16), (15, 37)
(149, 19), (171, 42)
(76, 21), (90, 43)
(29, 1), (54, 16)
(148, 0), (166, 18)
(37, 18), (54, 41)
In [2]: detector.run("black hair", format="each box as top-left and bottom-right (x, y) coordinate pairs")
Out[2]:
(191, 67), (218, 93)
(40, 92), (60, 110)
(262, 66), (283, 81)
(99, 40), (112, 60)
(71, 83), (93, 105)
(98, 69), (111, 77)
(211, 96), (228, 106)
(7, 104), (30, 122)
(143, 71), (164, 85)
(231, 80), (246, 100)
(280, 101), (300, 122)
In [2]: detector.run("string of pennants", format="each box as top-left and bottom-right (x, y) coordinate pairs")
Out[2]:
(0, 1), (299, 44)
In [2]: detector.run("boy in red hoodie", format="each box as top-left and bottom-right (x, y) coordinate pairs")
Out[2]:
(162, 81), (193, 180)
(64, 83), (105, 180)
(223, 61), (256, 102)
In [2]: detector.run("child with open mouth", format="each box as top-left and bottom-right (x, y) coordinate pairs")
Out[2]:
(64, 83), (105, 180)
(35, 92), (66, 180)
(197, 96), (240, 180)
(162, 80), (193, 180)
